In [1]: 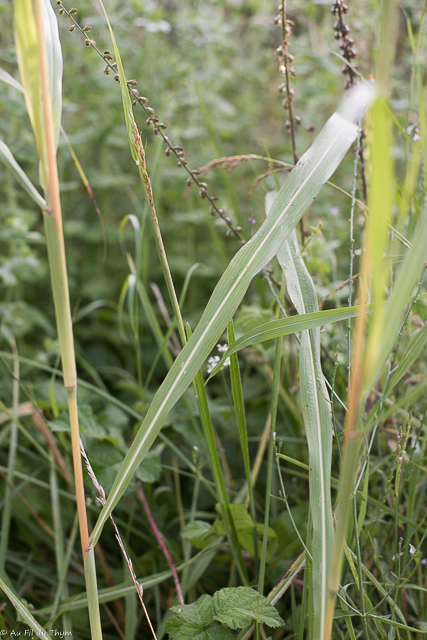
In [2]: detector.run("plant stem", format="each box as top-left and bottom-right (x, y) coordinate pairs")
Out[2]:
(258, 334), (282, 594)
(33, 1), (102, 636)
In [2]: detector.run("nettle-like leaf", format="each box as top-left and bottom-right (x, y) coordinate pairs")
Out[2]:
(212, 587), (284, 630)
(166, 595), (235, 640)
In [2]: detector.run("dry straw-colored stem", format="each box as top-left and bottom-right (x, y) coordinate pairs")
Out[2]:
(33, 0), (89, 557)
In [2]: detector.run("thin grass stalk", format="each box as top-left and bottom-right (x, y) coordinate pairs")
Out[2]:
(98, 0), (186, 347)
(257, 324), (283, 594)
(227, 321), (258, 572)
(187, 327), (249, 585)
(0, 333), (19, 570)
(32, 1), (102, 636)
(347, 126), (362, 390)
(49, 452), (72, 634)
(138, 483), (184, 605)
(324, 2), (398, 635)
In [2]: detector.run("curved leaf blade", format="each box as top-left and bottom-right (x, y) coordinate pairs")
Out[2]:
(90, 98), (363, 546)
(0, 138), (46, 209)
(275, 225), (333, 637)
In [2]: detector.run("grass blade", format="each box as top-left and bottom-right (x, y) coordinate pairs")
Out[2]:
(275, 226), (334, 637)
(0, 570), (53, 640)
(89, 91), (367, 545)
(0, 138), (46, 209)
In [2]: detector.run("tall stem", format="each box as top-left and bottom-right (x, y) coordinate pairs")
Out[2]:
(33, 1), (102, 636)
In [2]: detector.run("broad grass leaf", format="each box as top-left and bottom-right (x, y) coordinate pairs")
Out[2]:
(41, 0), (62, 149)
(91, 93), (365, 545)
(212, 587), (284, 629)
(14, 0), (46, 179)
(275, 223), (333, 636)
(14, 0), (62, 186)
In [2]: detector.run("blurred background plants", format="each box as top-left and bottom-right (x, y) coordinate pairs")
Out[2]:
(1, 0), (427, 638)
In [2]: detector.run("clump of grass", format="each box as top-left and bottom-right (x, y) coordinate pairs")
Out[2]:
(1, 2), (427, 639)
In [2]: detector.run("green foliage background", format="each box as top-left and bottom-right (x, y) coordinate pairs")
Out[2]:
(1, 0), (427, 638)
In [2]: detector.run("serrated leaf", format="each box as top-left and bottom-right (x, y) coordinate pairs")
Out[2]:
(167, 595), (235, 640)
(212, 587), (284, 630)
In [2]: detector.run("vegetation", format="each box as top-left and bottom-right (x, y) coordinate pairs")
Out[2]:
(1, 0), (427, 638)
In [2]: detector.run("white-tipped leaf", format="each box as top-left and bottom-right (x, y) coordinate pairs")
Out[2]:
(90, 95), (367, 546)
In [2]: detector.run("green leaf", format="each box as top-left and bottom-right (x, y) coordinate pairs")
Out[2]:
(90, 90), (368, 546)
(206, 305), (364, 380)
(0, 138), (46, 209)
(213, 587), (284, 630)
(14, 0), (62, 186)
(388, 323), (427, 390)
(181, 521), (212, 540)
(275, 223), (333, 636)
(0, 67), (25, 93)
(134, 450), (161, 483)
(97, 0), (138, 162)
(0, 570), (53, 640)
(41, 0), (62, 149)
(166, 595), (235, 640)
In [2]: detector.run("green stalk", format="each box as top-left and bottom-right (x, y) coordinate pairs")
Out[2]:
(0, 333), (19, 569)
(187, 326), (249, 585)
(227, 321), (258, 572)
(258, 313), (283, 594)
(32, 1), (102, 636)
(324, 2), (398, 635)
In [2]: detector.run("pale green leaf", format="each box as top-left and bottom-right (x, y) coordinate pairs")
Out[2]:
(275, 223), (333, 637)
(14, 0), (47, 186)
(90, 91), (367, 546)
(0, 138), (46, 209)
(41, 0), (63, 149)
(0, 67), (25, 93)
